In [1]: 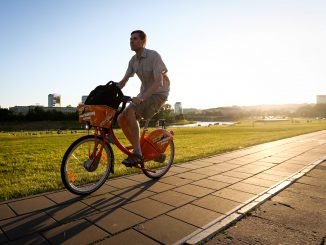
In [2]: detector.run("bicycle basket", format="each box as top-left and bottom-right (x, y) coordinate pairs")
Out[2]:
(78, 105), (116, 128)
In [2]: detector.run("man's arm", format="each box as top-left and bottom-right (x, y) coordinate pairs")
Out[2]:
(118, 59), (134, 89)
(118, 77), (129, 89)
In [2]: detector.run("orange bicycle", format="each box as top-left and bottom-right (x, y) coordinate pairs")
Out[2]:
(61, 91), (174, 195)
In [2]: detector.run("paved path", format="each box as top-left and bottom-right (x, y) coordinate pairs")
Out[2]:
(205, 164), (326, 244)
(0, 130), (325, 244)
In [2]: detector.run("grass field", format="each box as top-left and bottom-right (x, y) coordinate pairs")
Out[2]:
(0, 119), (325, 201)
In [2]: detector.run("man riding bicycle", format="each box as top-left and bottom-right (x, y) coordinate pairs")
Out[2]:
(117, 30), (170, 167)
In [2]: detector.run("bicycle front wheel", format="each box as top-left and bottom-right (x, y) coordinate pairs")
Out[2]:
(142, 140), (174, 179)
(61, 135), (114, 195)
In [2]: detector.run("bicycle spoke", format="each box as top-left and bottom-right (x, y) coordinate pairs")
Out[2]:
(71, 154), (82, 164)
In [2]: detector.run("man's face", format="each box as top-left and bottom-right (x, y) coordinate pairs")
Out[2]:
(130, 33), (144, 51)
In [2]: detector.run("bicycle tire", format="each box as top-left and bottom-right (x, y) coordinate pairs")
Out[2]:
(61, 135), (114, 195)
(142, 140), (174, 179)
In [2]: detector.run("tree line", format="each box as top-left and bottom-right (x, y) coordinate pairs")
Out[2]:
(1, 103), (325, 122)
(0, 104), (175, 122)
(0, 107), (78, 121)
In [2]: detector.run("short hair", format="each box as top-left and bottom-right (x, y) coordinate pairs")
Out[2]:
(131, 30), (147, 41)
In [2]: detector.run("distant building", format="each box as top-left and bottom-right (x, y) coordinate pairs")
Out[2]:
(316, 95), (326, 104)
(174, 102), (183, 115)
(82, 96), (88, 104)
(48, 94), (61, 107)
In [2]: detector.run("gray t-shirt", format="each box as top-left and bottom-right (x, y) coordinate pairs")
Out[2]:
(124, 48), (170, 96)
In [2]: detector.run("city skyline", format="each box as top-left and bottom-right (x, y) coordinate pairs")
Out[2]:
(0, 0), (325, 109)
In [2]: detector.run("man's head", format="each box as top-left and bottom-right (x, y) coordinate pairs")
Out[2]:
(130, 30), (147, 52)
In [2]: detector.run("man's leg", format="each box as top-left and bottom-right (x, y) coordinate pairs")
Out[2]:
(118, 106), (141, 155)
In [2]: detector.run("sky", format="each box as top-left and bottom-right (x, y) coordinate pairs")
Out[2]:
(0, 0), (325, 109)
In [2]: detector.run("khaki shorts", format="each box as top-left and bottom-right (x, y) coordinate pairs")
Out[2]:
(132, 94), (167, 120)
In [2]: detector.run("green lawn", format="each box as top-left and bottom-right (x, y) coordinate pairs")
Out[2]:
(0, 119), (325, 201)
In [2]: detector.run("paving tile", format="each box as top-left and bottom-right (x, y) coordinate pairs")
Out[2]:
(242, 177), (279, 187)
(261, 156), (288, 163)
(135, 215), (199, 244)
(176, 172), (207, 180)
(149, 190), (196, 207)
(205, 164), (235, 172)
(192, 179), (230, 190)
(161, 171), (177, 177)
(179, 160), (212, 169)
(226, 157), (255, 164)
(174, 184), (215, 197)
(102, 228), (160, 244)
(168, 204), (224, 228)
(139, 181), (175, 193)
(221, 171), (253, 179)
(191, 167), (224, 176)
(224, 159), (251, 166)
(112, 187), (156, 201)
(0, 212), (57, 240)
(263, 169), (294, 177)
(291, 156), (317, 163)
(193, 196), (241, 214)
(218, 162), (241, 169)
(159, 175), (193, 186)
(0, 204), (16, 220)
(86, 208), (145, 234)
(125, 173), (153, 183)
(254, 173), (287, 182)
(8, 196), (56, 215)
(169, 165), (192, 173)
(123, 198), (174, 219)
(200, 156), (230, 164)
(106, 178), (140, 189)
(208, 174), (242, 184)
(233, 165), (269, 174)
(229, 182), (268, 195)
(241, 153), (268, 161)
(287, 157), (313, 165)
(42, 219), (109, 244)
(272, 163), (304, 172)
(46, 201), (97, 223)
(90, 183), (119, 196)
(250, 161), (277, 167)
(4, 234), (48, 245)
(212, 188), (256, 203)
(82, 193), (127, 211)
(45, 190), (83, 204)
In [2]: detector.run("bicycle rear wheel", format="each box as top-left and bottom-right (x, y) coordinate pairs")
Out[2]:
(61, 135), (114, 195)
(142, 140), (174, 179)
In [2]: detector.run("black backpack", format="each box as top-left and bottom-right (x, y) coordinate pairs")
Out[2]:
(84, 81), (124, 109)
